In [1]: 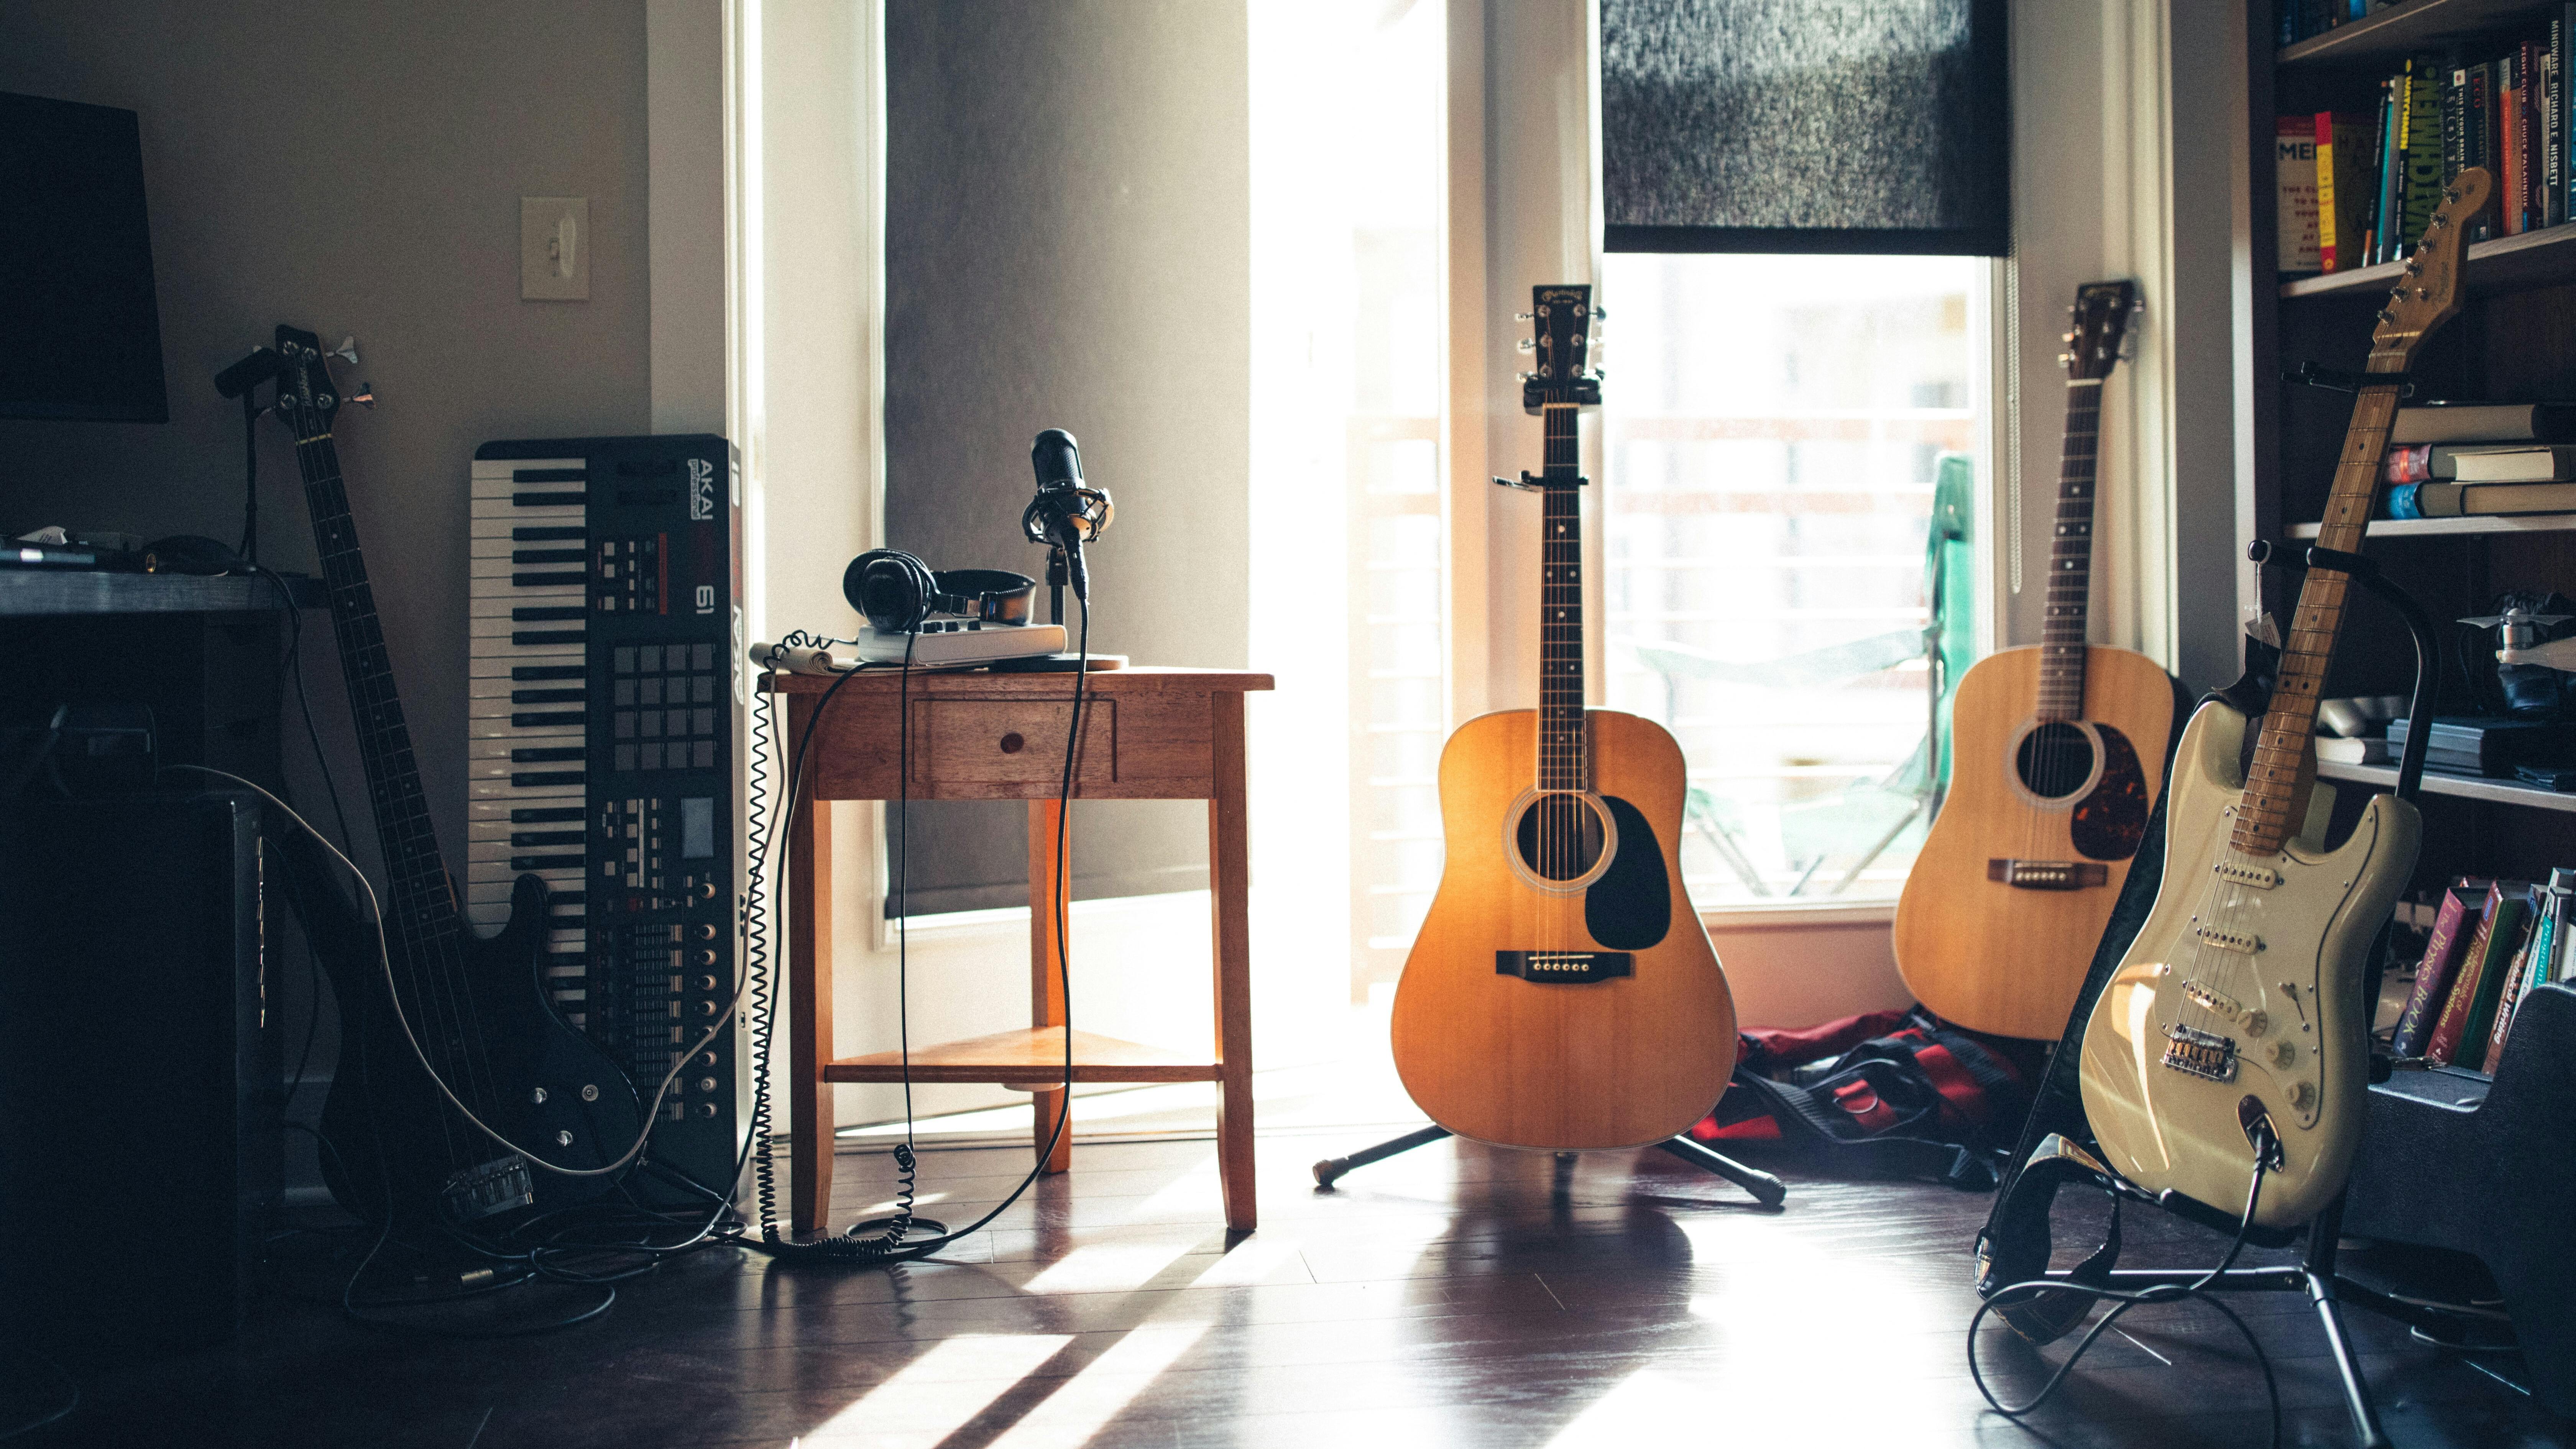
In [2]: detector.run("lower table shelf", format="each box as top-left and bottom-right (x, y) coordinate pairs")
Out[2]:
(822, 1025), (1222, 1086)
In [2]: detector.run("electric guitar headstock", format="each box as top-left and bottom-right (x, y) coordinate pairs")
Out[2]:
(2372, 167), (2491, 366)
(268, 324), (340, 444)
(2062, 279), (2141, 381)
(1519, 284), (1602, 412)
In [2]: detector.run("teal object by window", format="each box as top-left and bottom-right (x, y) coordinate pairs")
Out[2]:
(1927, 451), (1977, 800)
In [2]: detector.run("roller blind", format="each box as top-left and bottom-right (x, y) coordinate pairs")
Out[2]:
(1602, 0), (2010, 256)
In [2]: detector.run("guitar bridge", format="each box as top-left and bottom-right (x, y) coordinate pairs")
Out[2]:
(1496, 951), (1632, 984)
(2160, 1024), (2239, 1083)
(1988, 859), (2109, 890)
(442, 1155), (536, 1222)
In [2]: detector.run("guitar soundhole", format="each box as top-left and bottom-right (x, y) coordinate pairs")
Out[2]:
(1514, 793), (1607, 882)
(2015, 722), (2097, 801)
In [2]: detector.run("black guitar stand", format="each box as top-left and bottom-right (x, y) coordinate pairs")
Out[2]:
(1990, 541), (2439, 1449)
(1311, 1124), (1789, 1209)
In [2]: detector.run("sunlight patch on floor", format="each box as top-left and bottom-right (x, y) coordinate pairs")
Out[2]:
(982, 1324), (1210, 1448)
(806, 1334), (1070, 1441)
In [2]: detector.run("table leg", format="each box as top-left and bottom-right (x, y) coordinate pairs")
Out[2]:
(1208, 692), (1257, 1232)
(1028, 799), (1074, 1174)
(789, 784), (836, 1234)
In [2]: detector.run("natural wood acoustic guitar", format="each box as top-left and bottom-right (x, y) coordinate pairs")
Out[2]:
(1893, 280), (2183, 1041)
(1390, 284), (1738, 1150)
(2076, 172), (2481, 1229)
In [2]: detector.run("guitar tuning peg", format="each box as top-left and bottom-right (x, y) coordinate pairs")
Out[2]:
(1593, 307), (1608, 320)
(1514, 311), (1533, 322)
(1515, 370), (1534, 381)
(2375, 309), (2394, 323)
(1517, 338), (1536, 352)
(327, 336), (360, 368)
(347, 381), (376, 409)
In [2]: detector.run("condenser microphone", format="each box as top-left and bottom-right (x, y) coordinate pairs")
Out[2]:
(1022, 428), (1113, 603)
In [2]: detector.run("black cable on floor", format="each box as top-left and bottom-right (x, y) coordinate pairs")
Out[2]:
(1967, 1140), (2284, 1449)
(0, 1350), (75, 1444)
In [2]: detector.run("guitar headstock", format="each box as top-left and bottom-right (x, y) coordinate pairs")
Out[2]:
(1520, 284), (1602, 411)
(2062, 280), (2141, 381)
(269, 324), (339, 442)
(2374, 167), (2491, 363)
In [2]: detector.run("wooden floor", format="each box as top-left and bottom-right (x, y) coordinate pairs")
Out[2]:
(26, 1129), (2572, 1447)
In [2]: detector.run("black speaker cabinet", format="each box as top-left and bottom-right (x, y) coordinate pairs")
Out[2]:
(0, 791), (281, 1358)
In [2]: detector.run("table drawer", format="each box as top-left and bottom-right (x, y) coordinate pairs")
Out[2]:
(913, 697), (1116, 787)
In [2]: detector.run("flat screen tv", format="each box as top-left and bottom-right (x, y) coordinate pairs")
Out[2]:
(0, 92), (168, 423)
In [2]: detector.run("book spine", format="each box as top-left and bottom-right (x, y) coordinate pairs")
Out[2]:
(2505, 48), (2527, 235)
(2527, 39), (2547, 230)
(2393, 884), (2481, 1056)
(2280, 117), (2323, 271)
(2385, 444), (2432, 483)
(2446, 62), (2469, 185)
(2382, 76), (2407, 262)
(2484, 886), (2549, 1071)
(2550, 21), (2566, 227)
(2426, 884), (2510, 1064)
(2318, 112), (2343, 271)
(2388, 483), (2426, 518)
(2564, 6), (2576, 223)
(2407, 59), (2448, 245)
(2456, 892), (2529, 1065)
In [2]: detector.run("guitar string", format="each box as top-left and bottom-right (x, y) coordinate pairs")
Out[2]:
(294, 430), (478, 1180)
(2180, 380), (2398, 1095)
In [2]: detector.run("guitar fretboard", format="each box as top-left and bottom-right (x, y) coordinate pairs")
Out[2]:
(2037, 378), (2103, 722)
(1538, 403), (1587, 793)
(2232, 361), (2408, 856)
(295, 430), (467, 974)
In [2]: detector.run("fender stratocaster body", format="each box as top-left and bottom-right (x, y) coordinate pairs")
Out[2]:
(2077, 171), (2485, 1228)
(1896, 281), (2181, 1040)
(1391, 286), (1737, 1150)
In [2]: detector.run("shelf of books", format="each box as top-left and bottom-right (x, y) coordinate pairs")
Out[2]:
(2275, 8), (2574, 294)
(2319, 756), (2576, 811)
(2383, 872), (2574, 1080)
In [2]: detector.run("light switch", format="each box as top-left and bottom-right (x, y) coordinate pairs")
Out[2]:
(521, 197), (589, 301)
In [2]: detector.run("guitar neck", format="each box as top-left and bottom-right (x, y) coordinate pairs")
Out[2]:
(2233, 362), (2409, 856)
(293, 430), (463, 947)
(2037, 377), (2103, 721)
(1539, 403), (1586, 792)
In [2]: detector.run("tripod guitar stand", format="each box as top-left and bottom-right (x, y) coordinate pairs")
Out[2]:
(1312, 1124), (1787, 1208)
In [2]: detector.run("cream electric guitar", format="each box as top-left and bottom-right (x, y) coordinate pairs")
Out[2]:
(1894, 280), (2181, 1040)
(2078, 170), (2487, 1229)
(1390, 284), (1737, 1150)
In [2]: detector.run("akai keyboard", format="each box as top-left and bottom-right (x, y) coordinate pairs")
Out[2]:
(467, 434), (744, 1201)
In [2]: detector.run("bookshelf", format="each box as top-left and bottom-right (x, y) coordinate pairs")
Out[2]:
(2257, 0), (2576, 893)
(2251, 5), (2576, 1410)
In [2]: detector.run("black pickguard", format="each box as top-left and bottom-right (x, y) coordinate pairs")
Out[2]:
(1585, 795), (1671, 950)
(2070, 724), (2152, 861)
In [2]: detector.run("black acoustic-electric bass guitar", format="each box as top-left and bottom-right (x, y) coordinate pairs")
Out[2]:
(264, 326), (641, 1226)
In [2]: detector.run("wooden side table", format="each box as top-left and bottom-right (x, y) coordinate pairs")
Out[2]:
(766, 665), (1274, 1234)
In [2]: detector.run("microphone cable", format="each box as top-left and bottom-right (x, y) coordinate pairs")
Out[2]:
(744, 598), (1092, 1264)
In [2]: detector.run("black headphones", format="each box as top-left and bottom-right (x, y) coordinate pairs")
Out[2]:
(842, 549), (1037, 634)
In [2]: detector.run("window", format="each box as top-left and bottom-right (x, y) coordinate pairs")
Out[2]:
(1602, 252), (1982, 907)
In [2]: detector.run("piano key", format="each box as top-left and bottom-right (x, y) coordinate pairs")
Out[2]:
(470, 775), (583, 799)
(470, 803), (587, 826)
(469, 650), (583, 678)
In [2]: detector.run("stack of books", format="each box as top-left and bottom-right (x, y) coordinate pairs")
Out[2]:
(2392, 870), (2576, 1074)
(2278, 12), (2576, 275)
(2384, 402), (2576, 516)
